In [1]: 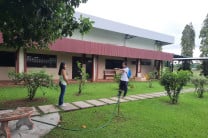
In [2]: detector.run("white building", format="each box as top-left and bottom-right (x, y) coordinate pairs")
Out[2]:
(0, 12), (174, 82)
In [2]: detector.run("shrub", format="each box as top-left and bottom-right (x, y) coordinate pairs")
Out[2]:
(74, 61), (89, 95)
(8, 71), (55, 100)
(147, 72), (156, 88)
(191, 76), (207, 98)
(8, 71), (24, 84)
(114, 73), (121, 83)
(160, 70), (191, 104)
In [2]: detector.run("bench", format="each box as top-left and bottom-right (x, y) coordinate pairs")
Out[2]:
(104, 69), (116, 79)
(0, 107), (34, 138)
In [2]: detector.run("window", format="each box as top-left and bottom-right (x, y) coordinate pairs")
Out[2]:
(0, 51), (15, 67)
(105, 59), (123, 69)
(27, 53), (57, 68)
(141, 59), (151, 65)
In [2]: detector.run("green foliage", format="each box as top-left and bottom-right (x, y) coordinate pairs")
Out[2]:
(128, 81), (135, 89)
(74, 61), (89, 95)
(160, 70), (191, 104)
(191, 76), (207, 98)
(180, 23), (195, 71)
(8, 70), (55, 100)
(45, 94), (208, 138)
(79, 15), (94, 36)
(181, 23), (195, 57)
(201, 60), (208, 76)
(114, 73), (121, 83)
(199, 14), (208, 76)
(0, 81), (169, 108)
(0, 0), (93, 49)
(8, 71), (24, 85)
(147, 72), (156, 88)
(200, 14), (208, 57)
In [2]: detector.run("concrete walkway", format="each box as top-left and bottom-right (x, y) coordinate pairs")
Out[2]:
(0, 88), (194, 138)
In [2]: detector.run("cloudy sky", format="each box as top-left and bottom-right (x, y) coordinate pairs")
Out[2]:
(76, 0), (208, 57)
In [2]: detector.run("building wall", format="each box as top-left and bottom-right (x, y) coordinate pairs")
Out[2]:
(25, 52), (155, 81)
(96, 56), (138, 80)
(140, 60), (155, 76)
(126, 37), (156, 50)
(97, 56), (106, 79)
(71, 29), (124, 46)
(0, 48), (16, 81)
(127, 59), (137, 77)
(0, 67), (15, 80)
(26, 51), (73, 80)
(0, 48), (154, 81)
(71, 28), (157, 51)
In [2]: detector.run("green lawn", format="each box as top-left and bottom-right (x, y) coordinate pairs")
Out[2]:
(0, 81), (168, 108)
(45, 93), (208, 138)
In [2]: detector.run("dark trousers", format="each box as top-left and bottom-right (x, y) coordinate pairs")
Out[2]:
(59, 82), (66, 105)
(118, 80), (128, 97)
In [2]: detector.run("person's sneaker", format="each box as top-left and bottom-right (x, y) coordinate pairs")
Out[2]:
(122, 96), (126, 99)
(59, 103), (67, 107)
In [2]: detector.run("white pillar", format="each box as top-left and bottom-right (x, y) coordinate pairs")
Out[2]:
(17, 48), (25, 73)
(92, 55), (97, 82)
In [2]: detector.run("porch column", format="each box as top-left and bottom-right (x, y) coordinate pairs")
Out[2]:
(24, 50), (27, 72)
(159, 61), (163, 78)
(135, 59), (138, 77)
(16, 48), (25, 73)
(137, 59), (141, 77)
(92, 55), (98, 82)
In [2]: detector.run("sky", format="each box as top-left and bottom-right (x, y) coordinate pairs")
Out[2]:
(76, 0), (208, 57)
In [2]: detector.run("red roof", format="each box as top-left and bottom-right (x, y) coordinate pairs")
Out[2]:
(50, 38), (173, 61)
(0, 33), (3, 44)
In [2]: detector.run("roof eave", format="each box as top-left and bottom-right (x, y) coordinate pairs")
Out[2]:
(75, 12), (174, 45)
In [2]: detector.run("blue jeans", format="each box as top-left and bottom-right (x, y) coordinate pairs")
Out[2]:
(59, 82), (66, 105)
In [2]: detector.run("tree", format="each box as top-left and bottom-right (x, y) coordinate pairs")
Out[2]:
(180, 23), (195, 70)
(199, 14), (208, 76)
(0, 0), (93, 49)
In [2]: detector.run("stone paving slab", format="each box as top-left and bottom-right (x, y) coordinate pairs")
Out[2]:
(31, 107), (40, 116)
(157, 93), (166, 96)
(86, 100), (107, 107)
(11, 113), (60, 138)
(150, 94), (162, 98)
(136, 94), (155, 98)
(98, 98), (117, 104)
(110, 97), (128, 103)
(156, 92), (166, 94)
(0, 109), (13, 114)
(123, 96), (138, 101)
(182, 88), (194, 93)
(129, 95), (143, 99)
(38, 105), (60, 114)
(145, 94), (163, 98)
(59, 103), (80, 111)
(150, 93), (165, 96)
(132, 95), (148, 99)
(72, 101), (94, 109)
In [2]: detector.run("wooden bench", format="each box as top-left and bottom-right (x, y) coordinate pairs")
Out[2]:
(0, 107), (34, 138)
(104, 69), (116, 79)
